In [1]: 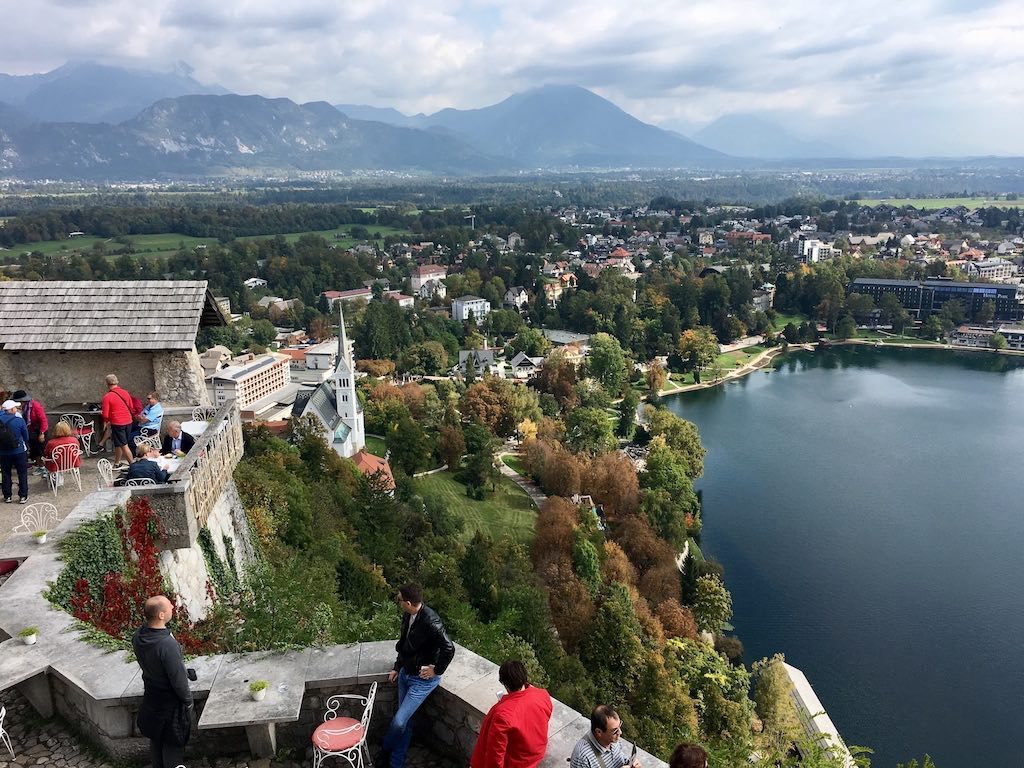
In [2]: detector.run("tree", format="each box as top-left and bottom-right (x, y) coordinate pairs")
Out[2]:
(645, 408), (705, 478)
(677, 326), (719, 383)
(508, 326), (551, 357)
(752, 654), (802, 756)
(566, 407), (616, 455)
(386, 415), (432, 475)
(692, 575), (732, 634)
(937, 300), (966, 331)
(976, 299), (996, 325)
(645, 360), (668, 394)
(835, 314), (858, 340)
(437, 424), (466, 469)
(251, 318), (277, 346)
(534, 349), (578, 410)
(990, 333), (1008, 350)
(921, 315), (945, 340)
(588, 333), (627, 395)
(617, 389), (640, 440)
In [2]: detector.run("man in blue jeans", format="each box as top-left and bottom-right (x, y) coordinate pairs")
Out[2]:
(381, 583), (455, 768)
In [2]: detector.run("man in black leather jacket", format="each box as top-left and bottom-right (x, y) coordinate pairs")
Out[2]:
(132, 595), (193, 768)
(380, 583), (455, 768)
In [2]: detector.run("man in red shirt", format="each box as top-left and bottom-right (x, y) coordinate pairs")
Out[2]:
(471, 660), (552, 768)
(101, 373), (136, 468)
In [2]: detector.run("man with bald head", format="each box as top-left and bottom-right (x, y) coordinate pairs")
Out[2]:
(132, 595), (193, 767)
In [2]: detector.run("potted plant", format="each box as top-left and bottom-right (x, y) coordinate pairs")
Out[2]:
(249, 680), (268, 702)
(18, 626), (39, 645)
(32, 530), (47, 544)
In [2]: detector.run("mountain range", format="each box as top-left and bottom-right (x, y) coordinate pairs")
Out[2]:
(0, 60), (950, 180)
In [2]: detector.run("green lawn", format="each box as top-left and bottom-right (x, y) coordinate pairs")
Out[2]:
(415, 470), (537, 544)
(501, 454), (526, 475)
(853, 197), (1024, 210)
(364, 435), (388, 456)
(8, 224), (415, 261)
(772, 312), (808, 331)
(880, 336), (943, 345)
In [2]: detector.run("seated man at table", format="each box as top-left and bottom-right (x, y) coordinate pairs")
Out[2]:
(125, 444), (170, 485)
(160, 421), (195, 457)
(134, 391), (164, 439)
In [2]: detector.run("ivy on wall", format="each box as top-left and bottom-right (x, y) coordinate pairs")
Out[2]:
(197, 528), (239, 598)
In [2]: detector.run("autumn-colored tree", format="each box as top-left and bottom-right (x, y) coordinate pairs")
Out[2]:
(600, 541), (638, 587)
(534, 348), (578, 409)
(521, 438), (552, 483)
(518, 417), (538, 443)
(677, 325), (719, 383)
(531, 497), (579, 572)
(399, 382), (427, 419)
(540, 560), (595, 652)
(583, 452), (640, 518)
(639, 562), (682, 606)
(646, 360), (669, 395)
(462, 380), (504, 433)
(437, 424), (466, 469)
(656, 599), (698, 640)
(614, 516), (677, 577)
(541, 445), (583, 498)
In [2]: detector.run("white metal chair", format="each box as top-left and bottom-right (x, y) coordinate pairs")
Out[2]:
(191, 406), (218, 422)
(11, 502), (59, 534)
(311, 681), (377, 768)
(59, 413), (96, 456)
(96, 458), (115, 489)
(47, 442), (82, 497)
(125, 478), (156, 487)
(0, 704), (14, 759)
(134, 435), (161, 452)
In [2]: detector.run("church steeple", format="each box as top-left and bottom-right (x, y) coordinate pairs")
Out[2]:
(330, 300), (365, 457)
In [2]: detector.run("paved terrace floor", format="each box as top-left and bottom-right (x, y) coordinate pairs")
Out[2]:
(0, 687), (459, 768)
(0, 455), (112, 544)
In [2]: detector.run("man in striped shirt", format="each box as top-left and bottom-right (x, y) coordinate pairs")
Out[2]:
(569, 706), (640, 768)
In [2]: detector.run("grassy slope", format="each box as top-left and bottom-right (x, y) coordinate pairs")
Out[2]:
(415, 470), (537, 544)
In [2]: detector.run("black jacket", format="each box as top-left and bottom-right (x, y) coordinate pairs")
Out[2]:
(132, 625), (193, 735)
(126, 458), (169, 484)
(161, 430), (195, 456)
(393, 603), (455, 676)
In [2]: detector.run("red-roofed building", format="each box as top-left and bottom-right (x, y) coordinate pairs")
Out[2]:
(352, 450), (396, 494)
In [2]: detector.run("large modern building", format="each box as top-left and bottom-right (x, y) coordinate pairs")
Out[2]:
(848, 277), (1024, 321)
(208, 353), (292, 409)
(452, 295), (491, 324)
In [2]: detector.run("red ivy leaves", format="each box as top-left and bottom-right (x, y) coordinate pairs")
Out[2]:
(71, 497), (218, 653)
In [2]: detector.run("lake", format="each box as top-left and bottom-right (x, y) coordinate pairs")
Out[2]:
(665, 346), (1024, 768)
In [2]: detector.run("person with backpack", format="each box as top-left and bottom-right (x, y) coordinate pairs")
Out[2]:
(0, 399), (30, 504)
(101, 373), (139, 469)
(12, 390), (48, 474)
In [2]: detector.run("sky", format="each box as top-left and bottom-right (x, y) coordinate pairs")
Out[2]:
(1, 0), (1021, 156)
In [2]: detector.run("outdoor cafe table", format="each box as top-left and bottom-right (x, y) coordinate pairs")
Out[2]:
(180, 420), (209, 438)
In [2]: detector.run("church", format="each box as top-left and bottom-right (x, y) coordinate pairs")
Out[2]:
(292, 306), (366, 458)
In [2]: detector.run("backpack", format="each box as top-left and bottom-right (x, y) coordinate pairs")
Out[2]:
(0, 419), (18, 452)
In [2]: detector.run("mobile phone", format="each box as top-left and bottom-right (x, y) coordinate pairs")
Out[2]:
(187, 668), (198, 681)
(623, 744), (637, 766)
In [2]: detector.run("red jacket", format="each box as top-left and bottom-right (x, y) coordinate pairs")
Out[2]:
(471, 685), (552, 768)
(21, 398), (48, 434)
(43, 436), (81, 472)
(102, 386), (134, 426)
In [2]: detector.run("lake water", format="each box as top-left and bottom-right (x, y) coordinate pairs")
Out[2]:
(665, 346), (1024, 768)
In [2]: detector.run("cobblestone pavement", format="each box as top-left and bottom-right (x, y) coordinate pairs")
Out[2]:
(0, 689), (460, 768)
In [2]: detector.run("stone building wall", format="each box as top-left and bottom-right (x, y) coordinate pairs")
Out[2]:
(0, 349), (210, 408)
(0, 350), (155, 409)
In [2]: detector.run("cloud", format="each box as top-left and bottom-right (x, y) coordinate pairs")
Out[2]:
(0, 0), (1019, 155)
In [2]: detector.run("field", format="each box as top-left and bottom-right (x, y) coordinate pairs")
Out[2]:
(415, 470), (537, 544)
(501, 454), (526, 475)
(364, 435), (388, 457)
(5, 224), (415, 260)
(715, 345), (768, 370)
(772, 311), (808, 331)
(853, 197), (1024, 210)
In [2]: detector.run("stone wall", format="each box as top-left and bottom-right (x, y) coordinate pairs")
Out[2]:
(0, 350), (155, 409)
(0, 349), (210, 408)
(153, 349), (210, 406)
(158, 479), (254, 620)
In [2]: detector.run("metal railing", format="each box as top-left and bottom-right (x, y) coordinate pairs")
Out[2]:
(130, 399), (244, 547)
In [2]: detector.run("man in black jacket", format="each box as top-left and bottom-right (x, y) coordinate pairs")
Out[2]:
(161, 421), (196, 456)
(381, 583), (455, 768)
(132, 595), (193, 768)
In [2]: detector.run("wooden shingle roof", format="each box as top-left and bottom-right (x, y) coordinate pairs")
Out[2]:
(0, 280), (227, 351)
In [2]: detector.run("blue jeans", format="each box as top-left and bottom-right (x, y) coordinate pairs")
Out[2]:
(382, 669), (441, 768)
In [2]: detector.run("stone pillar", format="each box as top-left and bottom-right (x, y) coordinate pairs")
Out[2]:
(17, 673), (54, 718)
(245, 722), (277, 757)
(153, 349), (210, 406)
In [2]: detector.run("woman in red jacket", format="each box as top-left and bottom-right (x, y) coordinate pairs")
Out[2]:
(43, 421), (82, 473)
